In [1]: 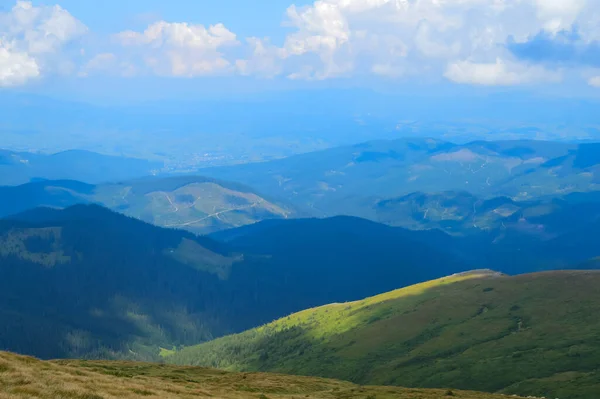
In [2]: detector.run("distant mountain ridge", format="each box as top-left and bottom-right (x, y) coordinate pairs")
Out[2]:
(373, 189), (600, 236)
(200, 138), (600, 217)
(0, 149), (163, 186)
(4, 138), (600, 235)
(211, 208), (600, 276)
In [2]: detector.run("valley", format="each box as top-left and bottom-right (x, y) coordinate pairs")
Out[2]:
(1, 138), (600, 399)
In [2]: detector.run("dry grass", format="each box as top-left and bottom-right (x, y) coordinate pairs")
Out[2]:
(0, 351), (521, 399)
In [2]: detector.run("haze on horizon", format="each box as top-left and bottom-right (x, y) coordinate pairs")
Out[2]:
(2, 0), (600, 160)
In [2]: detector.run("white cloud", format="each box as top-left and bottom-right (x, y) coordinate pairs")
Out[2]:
(235, 38), (286, 78)
(414, 21), (461, 59)
(0, 44), (40, 86)
(2, 0), (597, 87)
(0, 1), (87, 86)
(229, 0), (596, 83)
(371, 63), (404, 78)
(79, 53), (137, 77)
(115, 21), (239, 77)
(589, 76), (600, 88)
(444, 58), (561, 86)
(534, 0), (586, 34)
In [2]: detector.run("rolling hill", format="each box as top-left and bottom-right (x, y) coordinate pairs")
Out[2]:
(207, 217), (473, 312)
(0, 176), (297, 234)
(0, 206), (470, 360)
(200, 138), (600, 217)
(0, 149), (163, 186)
(0, 351), (524, 399)
(168, 270), (600, 399)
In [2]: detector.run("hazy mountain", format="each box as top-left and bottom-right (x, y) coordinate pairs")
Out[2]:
(168, 270), (600, 399)
(0, 149), (163, 186)
(373, 190), (600, 236)
(0, 176), (297, 234)
(0, 205), (469, 360)
(210, 207), (600, 276)
(200, 138), (600, 217)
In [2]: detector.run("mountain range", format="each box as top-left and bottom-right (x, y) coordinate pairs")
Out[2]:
(0, 205), (469, 360)
(0, 149), (163, 186)
(4, 138), (600, 237)
(201, 138), (600, 218)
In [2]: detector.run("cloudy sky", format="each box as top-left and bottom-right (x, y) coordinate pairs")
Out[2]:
(1, 0), (600, 100)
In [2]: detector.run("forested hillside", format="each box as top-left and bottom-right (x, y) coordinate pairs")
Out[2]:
(0, 205), (468, 360)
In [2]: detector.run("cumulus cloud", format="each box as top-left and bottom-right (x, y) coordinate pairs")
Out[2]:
(235, 38), (286, 78)
(79, 53), (137, 77)
(230, 0), (597, 83)
(533, 0), (587, 34)
(96, 0), (594, 85)
(0, 44), (40, 86)
(0, 1), (87, 86)
(589, 76), (600, 88)
(4, 0), (600, 87)
(445, 58), (562, 86)
(114, 21), (239, 77)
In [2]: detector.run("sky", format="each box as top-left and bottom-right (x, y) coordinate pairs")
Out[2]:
(1, 0), (600, 99)
(2, 0), (600, 157)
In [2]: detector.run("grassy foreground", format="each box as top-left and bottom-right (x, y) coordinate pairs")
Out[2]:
(0, 351), (521, 399)
(167, 270), (600, 399)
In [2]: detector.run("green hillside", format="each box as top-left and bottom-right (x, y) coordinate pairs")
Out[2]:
(168, 270), (600, 399)
(0, 351), (523, 399)
(95, 176), (295, 234)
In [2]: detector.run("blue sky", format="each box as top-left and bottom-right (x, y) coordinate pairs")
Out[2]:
(1, 0), (600, 99)
(45, 0), (312, 37)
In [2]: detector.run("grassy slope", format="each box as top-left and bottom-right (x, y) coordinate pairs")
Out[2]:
(168, 270), (600, 399)
(0, 352), (520, 399)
